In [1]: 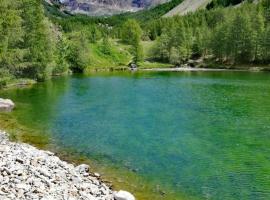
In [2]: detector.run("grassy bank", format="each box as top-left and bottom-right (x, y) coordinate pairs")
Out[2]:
(85, 40), (132, 71)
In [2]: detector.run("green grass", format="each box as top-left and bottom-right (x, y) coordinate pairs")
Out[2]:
(138, 40), (174, 69)
(85, 39), (174, 71)
(85, 39), (132, 72)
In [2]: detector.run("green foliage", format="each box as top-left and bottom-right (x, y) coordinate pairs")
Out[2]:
(0, 0), (269, 85)
(100, 36), (112, 55)
(67, 32), (90, 72)
(0, 0), (72, 83)
(133, 43), (144, 63)
(151, 1), (270, 65)
(22, 0), (57, 81)
(54, 36), (70, 75)
(121, 19), (144, 64)
(85, 40), (132, 70)
(121, 19), (142, 45)
(0, 0), (24, 76)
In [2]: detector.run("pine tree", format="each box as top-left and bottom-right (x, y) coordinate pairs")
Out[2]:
(228, 13), (254, 63)
(133, 42), (144, 64)
(67, 32), (90, 72)
(169, 47), (180, 65)
(211, 21), (230, 61)
(121, 19), (142, 45)
(101, 36), (111, 55)
(54, 36), (69, 75)
(22, 0), (56, 81)
(251, 6), (265, 62)
(0, 0), (24, 76)
(262, 26), (270, 62)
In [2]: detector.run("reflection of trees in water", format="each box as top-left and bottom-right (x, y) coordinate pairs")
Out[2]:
(0, 76), (70, 136)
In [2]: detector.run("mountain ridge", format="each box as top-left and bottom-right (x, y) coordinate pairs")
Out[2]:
(48, 0), (171, 16)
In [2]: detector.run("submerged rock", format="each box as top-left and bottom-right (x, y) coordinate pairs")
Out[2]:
(114, 190), (136, 200)
(0, 98), (15, 112)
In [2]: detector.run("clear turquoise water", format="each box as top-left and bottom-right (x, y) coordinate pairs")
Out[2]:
(1, 71), (270, 199)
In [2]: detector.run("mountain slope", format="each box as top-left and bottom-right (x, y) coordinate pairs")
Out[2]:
(50, 0), (171, 16)
(163, 0), (211, 17)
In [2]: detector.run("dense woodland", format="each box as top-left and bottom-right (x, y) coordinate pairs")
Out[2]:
(0, 0), (269, 87)
(148, 1), (270, 65)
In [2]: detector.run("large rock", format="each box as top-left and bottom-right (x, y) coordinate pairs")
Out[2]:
(75, 164), (90, 174)
(114, 190), (135, 200)
(0, 98), (15, 112)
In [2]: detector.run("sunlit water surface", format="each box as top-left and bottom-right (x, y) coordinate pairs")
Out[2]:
(1, 71), (270, 200)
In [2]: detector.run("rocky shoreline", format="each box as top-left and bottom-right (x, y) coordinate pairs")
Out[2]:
(0, 131), (135, 200)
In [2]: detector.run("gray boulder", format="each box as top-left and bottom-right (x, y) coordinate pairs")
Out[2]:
(75, 164), (90, 174)
(0, 98), (15, 112)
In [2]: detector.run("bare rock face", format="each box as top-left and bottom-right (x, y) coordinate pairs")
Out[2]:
(50, 0), (170, 16)
(0, 98), (15, 112)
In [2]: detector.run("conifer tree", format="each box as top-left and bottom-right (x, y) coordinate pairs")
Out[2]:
(228, 13), (254, 63)
(22, 0), (56, 80)
(0, 0), (24, 76)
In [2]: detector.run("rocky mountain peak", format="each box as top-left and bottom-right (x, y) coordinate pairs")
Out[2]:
(50, 0), (170, 16)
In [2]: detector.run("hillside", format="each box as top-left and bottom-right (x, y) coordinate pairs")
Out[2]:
(163, 0), (260, 17)
(48, 0), (171, 16)
(163, 0), (211, 17)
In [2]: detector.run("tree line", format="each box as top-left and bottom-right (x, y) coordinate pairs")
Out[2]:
(0, 0), (94, 87)
(147, 0), (270, 65)
(1, 0), (269, 87)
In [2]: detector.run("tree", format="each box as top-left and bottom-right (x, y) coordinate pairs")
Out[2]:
(133, 42), (144, 63)
(261, 26), (270, 62)
(169, 47), (180, 65)
(100, 36), (111, 55)
(211, 21), (230, 61)
(152, 33), (171, 62)
(121, 19), (142, 45)
(22, 0), (56, 81)
(227, 13), (254, 63)
(251, 6), (265, 61)
(121, 19), (144, 64)
(0, 0), (24, 76)
(54, 36), (70, 75)
(67, 32), (90, 72)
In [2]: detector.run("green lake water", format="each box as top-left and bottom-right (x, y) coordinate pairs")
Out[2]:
(1, 71), (270, 200)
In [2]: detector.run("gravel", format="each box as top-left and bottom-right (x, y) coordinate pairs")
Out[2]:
(0, 130), (115, 200)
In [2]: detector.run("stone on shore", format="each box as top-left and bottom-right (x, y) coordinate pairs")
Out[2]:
(0, 130), (115, 200)
(114, 190), (136, 200)
(0, 98), (15, 112)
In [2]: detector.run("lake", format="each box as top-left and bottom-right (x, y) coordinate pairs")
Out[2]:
(1, 71), (270, 200)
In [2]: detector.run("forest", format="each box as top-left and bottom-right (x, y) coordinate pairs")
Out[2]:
(0, 0), (269, 87)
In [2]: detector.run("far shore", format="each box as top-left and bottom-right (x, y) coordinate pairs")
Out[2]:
(1, 65), (269, 90)
(139, 67), (245, 72)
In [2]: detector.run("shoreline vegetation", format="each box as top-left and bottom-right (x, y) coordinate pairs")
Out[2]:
(1, 0), (269, 89)
(2, 63), (270, 90)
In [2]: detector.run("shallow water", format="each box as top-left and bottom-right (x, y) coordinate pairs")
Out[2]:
(1, 71), (270, 199)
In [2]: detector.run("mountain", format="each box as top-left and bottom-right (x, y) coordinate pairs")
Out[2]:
(163, 0), (258, 17)
(163, 0), (211, 17)
(49, 0), (171, 16)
